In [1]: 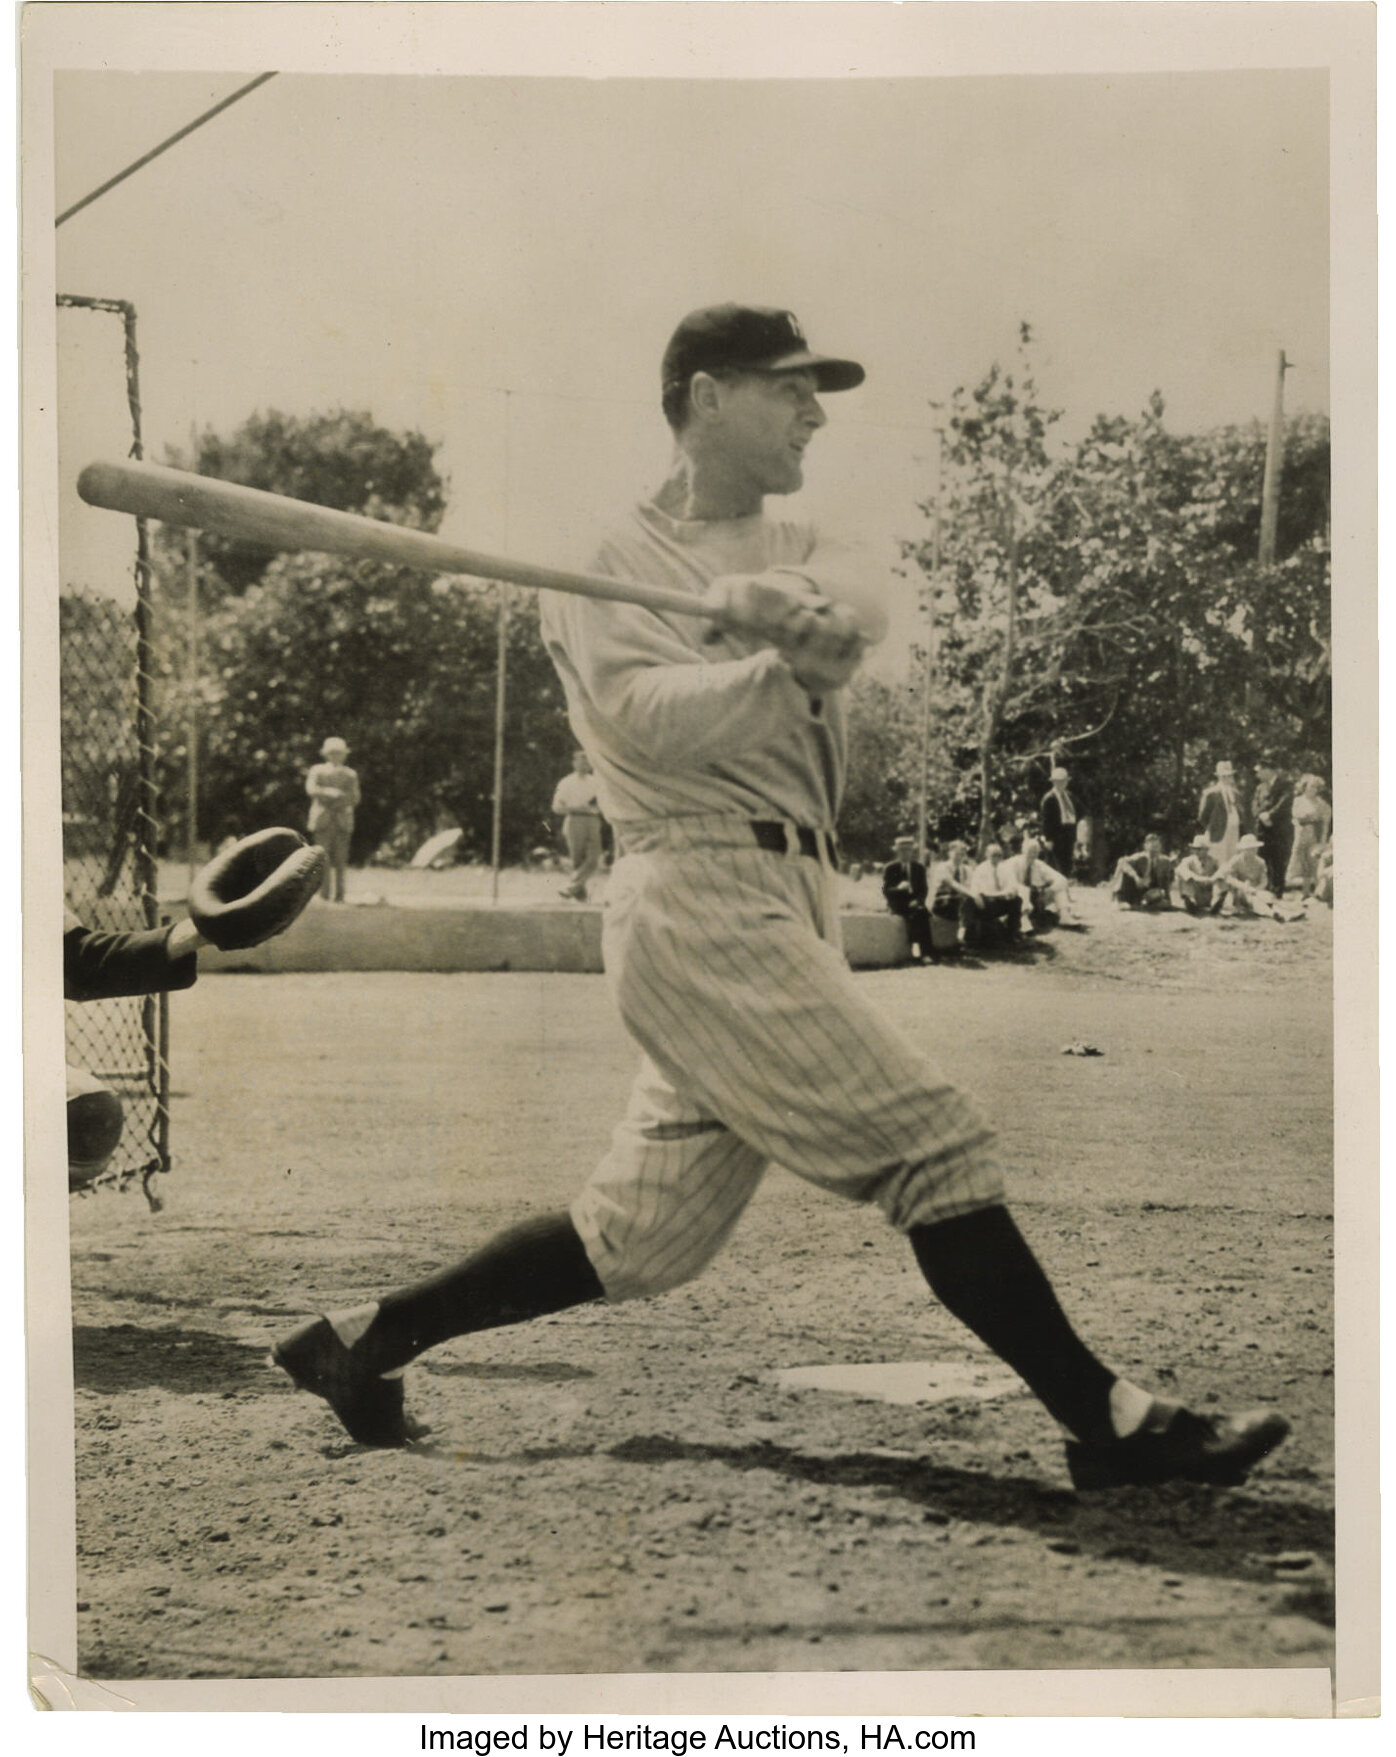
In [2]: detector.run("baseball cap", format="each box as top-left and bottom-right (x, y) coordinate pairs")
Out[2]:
(662, 305), (865, 400)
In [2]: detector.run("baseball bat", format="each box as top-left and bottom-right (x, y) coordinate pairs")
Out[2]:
(76, 459), (711, 621)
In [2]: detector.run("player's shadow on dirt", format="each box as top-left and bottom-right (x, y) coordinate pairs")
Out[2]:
(966, 937), (1060, 966)
(72, 1322), (269, 1396)
(609, 1435), (1333, 1601)
(423, 1360), (595, 1383)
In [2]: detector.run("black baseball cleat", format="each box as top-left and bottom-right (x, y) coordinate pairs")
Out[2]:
(1064, 1402), (1291, 1492)
(272, 1316), (429, 1448)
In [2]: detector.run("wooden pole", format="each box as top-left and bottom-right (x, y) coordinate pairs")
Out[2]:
(916, 431), (944, 865)
(185, 528), (200, 884)
(489, 583), (509, 903)
(489, 391), (513, 904)
(1258, 349), (1289, 566)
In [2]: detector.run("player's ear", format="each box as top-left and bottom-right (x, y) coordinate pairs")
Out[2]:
(688, 371), (726, 421)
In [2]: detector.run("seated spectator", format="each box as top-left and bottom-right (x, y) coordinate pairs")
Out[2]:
(1312, 842), (1334, 907)
(995, 817), (1025, 856)
(1175, 834), (1222, 915)
(966, 842), (1026, 946)
(928, 840), (984, 954)
(1002, 836), (1080, 927)
(881, 834), (933, 965)
(1216, 833), (1281, 918)
(1111, 833), (1176, 911)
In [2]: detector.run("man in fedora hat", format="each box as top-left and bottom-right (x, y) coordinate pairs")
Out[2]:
(1175, 833), (1222, 916)
(1216, 833), (1278, 918)
(1040, 764), (1082, 881)
(881, 833), (934, 963)
(306, 736), (360, 902)
(1198, 760), (1245, 867)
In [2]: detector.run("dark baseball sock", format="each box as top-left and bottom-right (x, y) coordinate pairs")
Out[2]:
(908, 1205), (1117, 1443)
(351, 1212), (605, 1376)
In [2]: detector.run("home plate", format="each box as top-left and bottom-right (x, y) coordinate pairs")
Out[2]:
(769, 1360), (1025, 1407)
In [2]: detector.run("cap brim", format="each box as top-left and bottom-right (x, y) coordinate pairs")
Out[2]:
(757, 349), (865, 392)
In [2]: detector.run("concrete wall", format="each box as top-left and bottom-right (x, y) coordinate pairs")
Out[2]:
(198, 904), (910, 975)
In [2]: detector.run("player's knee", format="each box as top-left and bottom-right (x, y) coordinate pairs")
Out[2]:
(873, 1137), (1006, 1233)
(67, 1085), (125, 1188)
(574, 1213), (728, 1303)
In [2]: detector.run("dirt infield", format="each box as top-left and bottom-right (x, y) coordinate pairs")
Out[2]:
(67, 890), (1334, 1683)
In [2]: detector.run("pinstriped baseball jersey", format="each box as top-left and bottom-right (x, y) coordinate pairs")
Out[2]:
(541, 502), (1003, 1303)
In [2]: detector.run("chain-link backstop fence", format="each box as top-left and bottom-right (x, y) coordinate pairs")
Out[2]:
(58, 296), (170, 1204)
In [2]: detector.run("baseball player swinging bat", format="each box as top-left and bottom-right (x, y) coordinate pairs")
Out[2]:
(76, 459), (870, 678)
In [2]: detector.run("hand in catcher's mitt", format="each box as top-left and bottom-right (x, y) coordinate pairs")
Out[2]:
(189, 828), (326, 950)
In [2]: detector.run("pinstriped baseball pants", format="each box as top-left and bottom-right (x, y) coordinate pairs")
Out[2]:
(570, 817), (1005, 1302)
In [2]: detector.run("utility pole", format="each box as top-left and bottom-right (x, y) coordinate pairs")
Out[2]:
(186, 406), (202, 885)
(185, 527), (200, 884)
(489, 391), (513, 904)
(489, 583), (509, 903)
(1258, 349), (1290, 566)
(915, 430), (944, 865)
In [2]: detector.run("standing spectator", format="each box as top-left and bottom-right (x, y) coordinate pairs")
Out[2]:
(1198, 760), (1245, 867)
(1286, 773), (1333, 898)
(1175, 834), (1222, 916)
(967, 843), (1026, 946)
(1110, 834), (1176, 911)
(305, 737), (360, 903)
(1040, 766), (1081, 881)
(1002, 836), (1079, 927)
(551, 750), (605, 902)
(881, 834), (933, 964)
(1251, 760), (1294, 897)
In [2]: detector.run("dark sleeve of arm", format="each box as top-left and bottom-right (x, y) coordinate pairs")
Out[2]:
(64, 923), (199, 1002)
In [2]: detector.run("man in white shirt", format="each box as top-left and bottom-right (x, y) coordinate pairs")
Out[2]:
(1040, 766), (1080, 878)
(1175, 834), (1222, 915)
(1002, 836), (1079, 927)
(967, 842), (1025, 944)
(551, 750), (605, 901)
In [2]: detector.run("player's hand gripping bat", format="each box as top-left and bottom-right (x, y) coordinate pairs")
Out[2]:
(76, 460), (870, 672)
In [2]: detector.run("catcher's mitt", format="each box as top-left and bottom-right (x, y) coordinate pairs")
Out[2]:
(189, 828), (326, 950)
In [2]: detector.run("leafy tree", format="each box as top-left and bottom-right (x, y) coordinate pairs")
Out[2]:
(901, 332), (1330, 862)
(150, 408), (574, 863)
(166, 564), (571, 861)
(157, 409), (447, 600)
(903, 327), (1075, 850)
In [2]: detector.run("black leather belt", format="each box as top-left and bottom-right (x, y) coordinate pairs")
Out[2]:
(751, 821), (840, 866)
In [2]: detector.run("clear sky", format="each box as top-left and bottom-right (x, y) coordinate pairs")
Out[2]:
(53, 67), (1328, 661)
